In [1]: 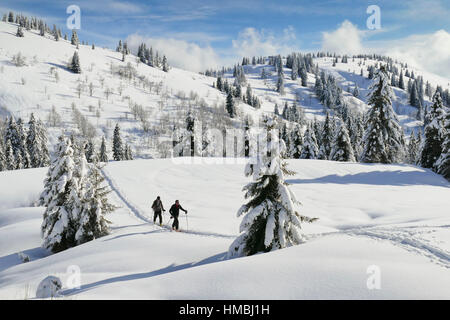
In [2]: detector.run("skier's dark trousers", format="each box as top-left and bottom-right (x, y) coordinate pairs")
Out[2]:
(151, 196), (165, 225)
(169, 200), (187, 231)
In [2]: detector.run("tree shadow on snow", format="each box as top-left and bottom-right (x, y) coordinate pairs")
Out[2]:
(60, 251), (228, 296)
(286, 169), (450, 187)
(0, 247), (48, 273)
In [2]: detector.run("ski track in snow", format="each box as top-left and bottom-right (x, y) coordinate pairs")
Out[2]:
(101, 166), (235, 240)
(309, 226), (450, 268)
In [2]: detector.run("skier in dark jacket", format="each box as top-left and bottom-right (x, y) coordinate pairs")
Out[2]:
(151, 196), (165, 226)
(169, 200), (187, 231)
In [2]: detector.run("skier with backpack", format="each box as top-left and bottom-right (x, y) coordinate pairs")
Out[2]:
(169, 200), (188, 231)
(151, 196), (165, 226)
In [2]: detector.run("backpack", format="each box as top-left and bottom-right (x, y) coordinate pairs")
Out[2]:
(152, 199), (162, 211)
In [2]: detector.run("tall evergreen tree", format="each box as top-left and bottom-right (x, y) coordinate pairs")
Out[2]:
(408, 131), (419, 164)
(5, 139), (15, 171)
(300, 125), (319, 159)
(228, 117), (316, 258)
(318, 112), (333, 160)
(40, 136), (82, 253)
(300, 66), (308, 87)
(420, 92), (446, 169)
(276, 74), (285, 95)
(398, 70), (405, 90)
(361, 66), (405, 163)
(226, 91), (236, 118)
(26, 113), (42, 168)
(330, 121), (356, 162)
(436, 112), (450, 180)
(75, 158), (115, 244)
(112, 123), (123, 161)
(289, 125), (303, 159)
(99, 136), (108, 162)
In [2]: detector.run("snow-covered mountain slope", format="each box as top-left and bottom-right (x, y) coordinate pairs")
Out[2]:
(1, 20), (449, 160)
(0, 159), (449, 299)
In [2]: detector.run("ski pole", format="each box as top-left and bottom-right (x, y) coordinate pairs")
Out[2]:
(185, 213), (188, 232)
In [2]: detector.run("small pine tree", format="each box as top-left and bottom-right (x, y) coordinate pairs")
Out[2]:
(5, 140), (15, 171)
(352, 85), (359, 98)
(289, 125), (303, 159)
(69, 51), (81, 74)
(162, 55), (169, 72)
(436, 112), (450, 180)
(228, 117), (316, 258)
(16, 26), (24, 37)
(330, 121), (355, 162)
(300, 125), (319, 159)
(276, 75), (285, 95)
(226, 91), (236, 118)
(71, 30), (79, 46)
(112, 123), (123, 161)
(300, 67), (308, 87)
(99, 136), (108, 162)
(408, 131), (419, 164)
(318, 112), (333, 160)
(75, 158), (115, 244)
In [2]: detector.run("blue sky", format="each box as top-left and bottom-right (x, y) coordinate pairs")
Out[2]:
(1, 0), (449, 74)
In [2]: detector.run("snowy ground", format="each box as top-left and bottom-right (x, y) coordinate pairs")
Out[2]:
(0, 159), (449, 299)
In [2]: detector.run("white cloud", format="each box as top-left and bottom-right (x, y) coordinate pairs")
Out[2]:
(322, 20), (450, 78)
(126, 34), (225, 72)
(231, 27), (299, 58)
(321, 20), (363, 55)
(126, 26), (301, 72)
(377, 30), (450, 79)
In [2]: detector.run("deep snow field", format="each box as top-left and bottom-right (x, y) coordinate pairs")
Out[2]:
(0, 158), (449, 299)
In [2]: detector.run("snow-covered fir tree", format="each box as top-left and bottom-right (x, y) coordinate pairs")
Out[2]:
(75, 158), (115, 244)
(85, 141), (95, 163)
(436, 111), (450, 181)
(330, 121), (356, 162)
(361, 66), (405, 163)
(352, 85), (359, 98)
(408, 131), (419, 165)
(300, 66), (308, 87)
(300, 124), (319, 159)
(69, 51), (81, 74)
(276, 74), (285, 95)
(16, 25), (24, 37)
(226, 91), (236, 118)
(420, 92), (446, 170)
(228, 117), (317, 257)
(40, 136), (82, 253)
(99, 136), (108, 162)
(5, 139), (15, 171)
(0, 140), (5, 172)
(71, 30), (79, 46)
(318, 112), (333, 160)
(112, 123), (124, 161)
(289, 124), (303, 159)
(26, 113), (44, 168)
